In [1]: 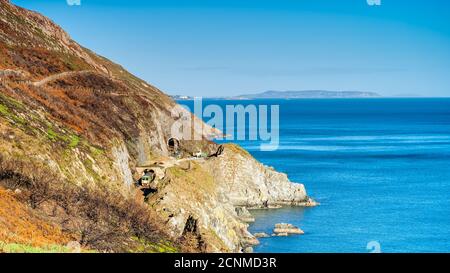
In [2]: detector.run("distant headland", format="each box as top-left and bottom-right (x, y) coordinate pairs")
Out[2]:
(172, 90), (383, 100)
(231, 90), (382, 99)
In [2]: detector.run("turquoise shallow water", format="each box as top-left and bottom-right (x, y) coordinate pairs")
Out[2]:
(180, 98), (450, 253)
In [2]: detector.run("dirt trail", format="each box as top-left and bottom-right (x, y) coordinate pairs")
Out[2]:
(32, 70), (93, 87)
(0, 69), (96, 87)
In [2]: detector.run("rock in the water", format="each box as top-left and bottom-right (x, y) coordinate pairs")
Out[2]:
(273, 223), (304, 235)
(254, 232), (270, 238)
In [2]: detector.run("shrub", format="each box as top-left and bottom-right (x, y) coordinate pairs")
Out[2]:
(0, 155), (175, 252)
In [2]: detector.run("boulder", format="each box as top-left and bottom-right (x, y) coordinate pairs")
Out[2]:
(273, 223), (304, 235)
(66, 241), (81, 253)
(235, 207), (255, 223)
(243, 247), (254, 253)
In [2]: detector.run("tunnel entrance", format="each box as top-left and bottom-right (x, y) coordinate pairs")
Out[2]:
(167, 138), (180, 156)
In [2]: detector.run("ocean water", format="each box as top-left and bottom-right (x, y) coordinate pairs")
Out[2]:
(180, 98), (450, 253)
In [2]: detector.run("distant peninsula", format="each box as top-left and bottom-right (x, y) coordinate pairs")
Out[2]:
(232, 90), (382, 99)
(171, 90), (383, 100)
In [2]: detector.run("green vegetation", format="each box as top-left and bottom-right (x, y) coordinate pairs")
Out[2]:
(45, 126), (85, 150)
(82, 158), (101, 181)
(58, 51), (92, 72)
(46, 128), (58, 141)
(131, 237), (178, 253)
(89, 145), (104, 155)
(0, 242), (71, 253)
(69, 135), (80, 148)
(0, 104), (8, 115)
(168, 166), (185, 178)
(1, 94), (106, 179)
(0, 98), (27, 126)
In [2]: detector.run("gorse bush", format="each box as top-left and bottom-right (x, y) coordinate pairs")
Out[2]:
(0, 155), (174, 252)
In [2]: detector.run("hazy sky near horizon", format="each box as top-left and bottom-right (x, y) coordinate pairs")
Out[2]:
(12, 0), (450, 97)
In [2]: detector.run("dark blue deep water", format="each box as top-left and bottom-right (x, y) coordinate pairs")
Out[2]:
(180, 98), (450, 253)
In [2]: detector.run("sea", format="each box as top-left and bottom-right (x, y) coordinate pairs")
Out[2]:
(179, 98), (450, 253)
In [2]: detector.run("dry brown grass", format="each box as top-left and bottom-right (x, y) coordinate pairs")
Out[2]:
(2, 71), (147, 146)
(0, 155), (178, 252)
(0, 187), (73, 248)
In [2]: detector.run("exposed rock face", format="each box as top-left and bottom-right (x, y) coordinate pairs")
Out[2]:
(273, 223), (305, 235)
(112, 143), (134, 187)
(145, 144), (316, 251)
(204, 145), (316, 208)
(0, 0), (316, 252)
(235, 207), (256, 223)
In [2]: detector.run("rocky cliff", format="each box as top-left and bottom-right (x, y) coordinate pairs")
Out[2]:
(0, 0), (315, 253)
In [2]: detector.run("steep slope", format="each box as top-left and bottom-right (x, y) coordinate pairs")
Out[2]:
(0, 0), (315, 252)
(0, 187), (74, 253)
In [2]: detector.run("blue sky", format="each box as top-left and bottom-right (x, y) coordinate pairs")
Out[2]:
(12, 0), (450, 97)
